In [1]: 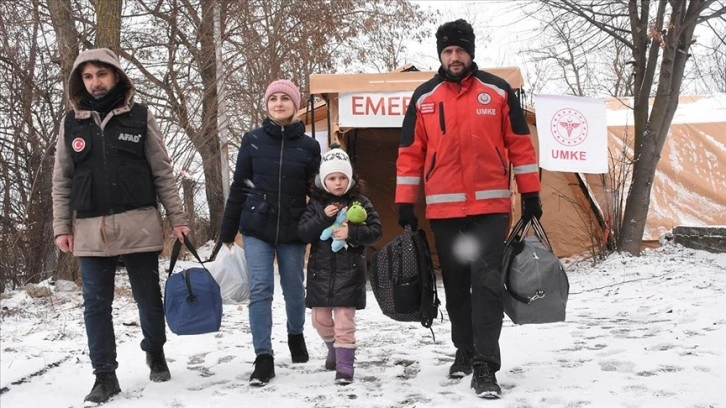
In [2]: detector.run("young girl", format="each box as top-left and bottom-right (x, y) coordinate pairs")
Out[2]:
(297, 145), (382, 384)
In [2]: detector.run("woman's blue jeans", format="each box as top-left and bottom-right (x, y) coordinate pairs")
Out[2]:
(242, 235), (306, 356)
(79, 252), (165, 374)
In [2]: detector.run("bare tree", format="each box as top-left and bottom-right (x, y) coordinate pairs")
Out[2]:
(523, 6), (635, 98)
(0, 0), (435, 292)
(118, 0), (434, 240)
(535, 0), (726, 255)
(0, 0), (68, 288)
(691, 18), (726, 92)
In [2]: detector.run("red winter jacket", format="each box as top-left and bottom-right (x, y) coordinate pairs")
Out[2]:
(395, 64), (541, 219)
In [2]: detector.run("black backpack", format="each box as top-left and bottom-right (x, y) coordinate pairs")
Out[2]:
(370, 226), (441, 331)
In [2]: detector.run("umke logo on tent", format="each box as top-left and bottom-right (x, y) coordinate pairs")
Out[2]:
(550, 108), (588, 147)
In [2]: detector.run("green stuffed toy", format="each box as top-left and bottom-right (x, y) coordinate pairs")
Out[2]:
(347, 201), (367, 224)
(319, 202), (368, 252)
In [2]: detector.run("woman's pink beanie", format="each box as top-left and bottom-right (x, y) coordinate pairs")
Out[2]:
(264, 79), (301, 112)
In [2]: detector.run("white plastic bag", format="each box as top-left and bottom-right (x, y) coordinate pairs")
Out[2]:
(206, 243), (249, 303)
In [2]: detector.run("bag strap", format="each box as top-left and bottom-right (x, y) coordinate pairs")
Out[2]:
(414, 228), (441, 342)
(504, 217), (530, 247)
(530, 217), (554, 253)
(167, 234), (208, 303)
(167, 234), (206, 278)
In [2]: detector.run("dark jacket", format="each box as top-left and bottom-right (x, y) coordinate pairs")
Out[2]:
(298, 189), (382, 309)
(220, 117), (321, 244)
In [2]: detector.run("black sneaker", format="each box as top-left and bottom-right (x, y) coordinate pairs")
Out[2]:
(471, 363), (501, 399)
(83, 372), (121, 407)
(146, 350), (171, 382)
(288, 333), (309, 363)
(448, 348), (473, 379)
(249, 354), (275, 386)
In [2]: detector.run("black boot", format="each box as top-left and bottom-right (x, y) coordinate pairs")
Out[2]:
(146, 349), (171, 382)
(288, 333), (309, 363)
(249, 354), (275, 386)
(83, 372), (121, 406)
(449, 348), (474, 379)
(471, 363), (501, 399)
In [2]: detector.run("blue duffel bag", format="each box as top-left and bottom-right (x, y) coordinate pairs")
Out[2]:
(164, 235), (222, 335)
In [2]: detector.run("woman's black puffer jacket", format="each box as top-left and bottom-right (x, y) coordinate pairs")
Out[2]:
(220, 118), (321, 244)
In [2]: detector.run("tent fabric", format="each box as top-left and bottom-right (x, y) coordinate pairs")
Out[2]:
(597, 94), (726, 242)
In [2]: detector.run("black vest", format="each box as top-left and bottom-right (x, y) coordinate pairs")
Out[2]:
(64, 104), (157, 218)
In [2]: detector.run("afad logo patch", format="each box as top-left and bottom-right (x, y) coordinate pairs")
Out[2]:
(72, 137), (86, 152)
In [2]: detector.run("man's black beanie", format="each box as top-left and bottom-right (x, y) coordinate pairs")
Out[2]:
(436, 19), (476, 59)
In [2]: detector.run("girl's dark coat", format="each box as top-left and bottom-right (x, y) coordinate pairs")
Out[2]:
(298, 190), (382, 309)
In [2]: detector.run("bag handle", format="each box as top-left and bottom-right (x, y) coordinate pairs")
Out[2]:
(167, 234), (206, 278)
(502, 217), (553, 304)
(167, 234), (208, 303)
(530, 217), (554, 253)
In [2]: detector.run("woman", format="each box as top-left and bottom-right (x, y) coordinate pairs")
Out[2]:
(219, 79), (321, 386)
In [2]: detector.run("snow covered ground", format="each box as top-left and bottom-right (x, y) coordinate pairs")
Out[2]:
(1, 242), (725, 408)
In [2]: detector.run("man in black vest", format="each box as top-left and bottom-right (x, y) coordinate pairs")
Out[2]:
(52, 48), (190, 406)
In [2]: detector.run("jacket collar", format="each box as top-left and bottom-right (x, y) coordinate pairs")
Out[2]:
(263, 117), (305, 139)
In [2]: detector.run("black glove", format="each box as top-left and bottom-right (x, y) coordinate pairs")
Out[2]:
(521, 193), (543, 221)
(397, 203), (418, 230)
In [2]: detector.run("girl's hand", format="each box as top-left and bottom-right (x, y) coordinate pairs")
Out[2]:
(333, 221), (349, 240)
(324, 204), (339, 218)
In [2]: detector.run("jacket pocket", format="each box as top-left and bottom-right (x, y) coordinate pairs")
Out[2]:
(70, 168), (93, 211)
(117, 160), (154, 208)
(425, 152), (437, 182)
(240, 194), (275, 235)
(495, 147), (508, 176)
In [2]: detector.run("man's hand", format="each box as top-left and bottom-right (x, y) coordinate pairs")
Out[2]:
(397, 204), (418, 230)
(521, 193), (543, 221)
(55, 234), (74, 253)
(172, 225), (191, 241)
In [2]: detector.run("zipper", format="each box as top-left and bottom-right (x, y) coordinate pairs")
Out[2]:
(98, 113), (113, 214)
(275, 125), (284, 244)
(438, 102), (446, 134)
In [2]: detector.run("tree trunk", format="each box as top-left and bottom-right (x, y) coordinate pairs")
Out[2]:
(47, 0), (81, 282)
(617, 126), (659, 254)
(94, 0), (122, 53)
(197, 0), (224, 240)
(616, 1), (702, 255)
(47, 0), (79, 107)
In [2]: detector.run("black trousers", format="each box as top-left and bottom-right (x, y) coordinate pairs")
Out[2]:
(430, 213), (509, 371)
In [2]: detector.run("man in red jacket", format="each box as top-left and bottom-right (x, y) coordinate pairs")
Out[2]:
(395, 19), (542, 399)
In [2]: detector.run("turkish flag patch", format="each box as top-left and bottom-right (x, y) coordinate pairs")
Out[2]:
(72, 137), (86, 152)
